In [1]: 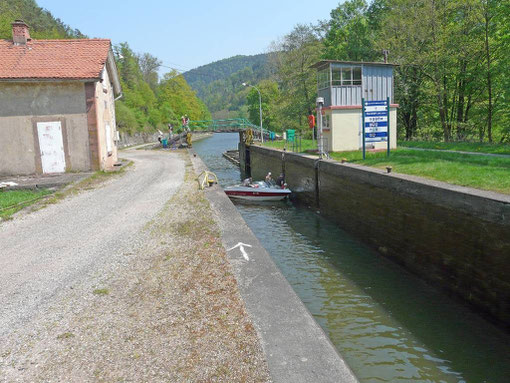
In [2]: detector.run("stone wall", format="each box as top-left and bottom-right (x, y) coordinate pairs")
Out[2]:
(242, 144), (510, 328)
(117, 131), (160, 148)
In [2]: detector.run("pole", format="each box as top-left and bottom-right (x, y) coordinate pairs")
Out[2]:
(258, 89), (263, 144)
(317, 104), (322, 158)
(387, 96), (390, 157)
(362, 97), (366, 160)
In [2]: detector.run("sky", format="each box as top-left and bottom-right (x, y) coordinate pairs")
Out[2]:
(37, 0), (342, 72)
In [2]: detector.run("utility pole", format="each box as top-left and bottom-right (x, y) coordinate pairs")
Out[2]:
(316, 97), (324, 158)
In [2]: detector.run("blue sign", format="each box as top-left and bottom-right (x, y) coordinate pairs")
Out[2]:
(362, 97), (391, 159)
(364, 100), (388, 142)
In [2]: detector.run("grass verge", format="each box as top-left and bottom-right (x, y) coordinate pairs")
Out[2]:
(398, 140), (510, 155)
(329, 149), (510, 194)
(262, 140), (510, 194)
(1, 162), (133, 221)
(0, 189), (53, 220)
(262, 138), (316, 152)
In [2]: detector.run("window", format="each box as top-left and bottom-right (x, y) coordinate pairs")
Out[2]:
(353, 67), (362, 85)
(323, 114), (330, 129)
(332, 68), (341, 86)
(331, 66), (362, 86)
(318, 68), (330, 89)
(342, 67), (352, 85)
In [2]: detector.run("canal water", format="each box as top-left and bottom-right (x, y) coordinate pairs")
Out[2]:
(193, 133), (510, 383)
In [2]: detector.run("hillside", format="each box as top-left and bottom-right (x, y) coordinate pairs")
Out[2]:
(0, 0), (84, 39)
(184, 54), (270, 119)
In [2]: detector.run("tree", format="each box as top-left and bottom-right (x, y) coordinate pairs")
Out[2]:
(138, 53), (161, 92)
(246, 80), (280, 130)
(269, 24), (323, 131)
(323, 0), (380, 61)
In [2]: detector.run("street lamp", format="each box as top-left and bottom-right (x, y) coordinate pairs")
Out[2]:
(242, 82), (263, 144)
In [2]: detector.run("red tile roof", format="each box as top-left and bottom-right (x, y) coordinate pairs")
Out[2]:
(0, 39), (111, 80)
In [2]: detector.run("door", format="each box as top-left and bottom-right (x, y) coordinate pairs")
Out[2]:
(37, 121), (66, 173)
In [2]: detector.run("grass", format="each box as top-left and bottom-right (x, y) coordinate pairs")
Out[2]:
(398, 140), (510, 155)
(329, 149), (510, 194)
(0, 162), (133, 221)
(92, 288), (109, 296)
(261, 138), (317, 152)
(0, 189), (53, 220)
(261, 140), (510, 194)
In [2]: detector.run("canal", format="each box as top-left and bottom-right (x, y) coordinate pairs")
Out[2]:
(193, 133), (510, 383)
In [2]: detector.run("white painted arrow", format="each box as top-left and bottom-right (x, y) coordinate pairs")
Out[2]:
(227, 242), (252, 261)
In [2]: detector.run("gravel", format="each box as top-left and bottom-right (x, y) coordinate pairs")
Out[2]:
(0, 149), (269, 382)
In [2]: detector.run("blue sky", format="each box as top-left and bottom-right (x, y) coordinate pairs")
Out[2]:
(37, 0), (342, 72)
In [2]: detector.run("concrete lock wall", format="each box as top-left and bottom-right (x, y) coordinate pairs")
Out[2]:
(0, 82), (90, 175)
(242, 144), (510, 328)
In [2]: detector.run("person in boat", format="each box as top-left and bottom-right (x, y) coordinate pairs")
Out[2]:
(276, 173), (285, 188)
(242, 177), (253, 186)
(265, 172), (276, 187)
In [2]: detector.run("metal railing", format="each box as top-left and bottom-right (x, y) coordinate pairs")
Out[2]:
(188, 118), (273, 136)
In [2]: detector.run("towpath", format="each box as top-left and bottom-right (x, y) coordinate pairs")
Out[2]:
(0, 150), (184, 341)
(0, 149), (269, 382)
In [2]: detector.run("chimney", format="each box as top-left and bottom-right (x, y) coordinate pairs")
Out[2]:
(382, 49), (389, 64)
(12, 20), (31, 45)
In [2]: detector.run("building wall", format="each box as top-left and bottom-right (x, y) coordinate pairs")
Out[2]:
(325, 107), (397, 152)
(94, 69), (118, 170)
(241, 144), (510, 328)
(362, 65), (393, 103)
(331, 85), (363, 106)
(0, 82), (90, 175)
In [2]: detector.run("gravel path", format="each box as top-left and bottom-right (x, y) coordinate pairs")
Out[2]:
(0, 149), (269, 382)
(0, 150), (183, 341)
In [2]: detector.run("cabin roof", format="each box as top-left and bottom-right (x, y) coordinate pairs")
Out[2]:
(310, 60), (396, 69)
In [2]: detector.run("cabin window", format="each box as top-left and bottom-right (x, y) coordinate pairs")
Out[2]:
(342, 67), (352, 85)
(331, 66), (362, 86)
(318, 68), (330, 90)
(353, 67), (362, 85)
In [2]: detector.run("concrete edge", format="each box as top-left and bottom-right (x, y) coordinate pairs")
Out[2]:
(250, 145), (510, 224)
(188, 150), (358, 383)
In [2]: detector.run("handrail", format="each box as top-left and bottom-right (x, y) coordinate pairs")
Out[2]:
(188, 118), (272, 135)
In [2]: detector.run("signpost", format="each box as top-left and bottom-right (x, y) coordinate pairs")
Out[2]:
(362, 97), (390, 159)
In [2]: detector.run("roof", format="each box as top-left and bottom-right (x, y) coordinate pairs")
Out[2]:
(310, 60), (396, 69)
(0, 38), (111, 81)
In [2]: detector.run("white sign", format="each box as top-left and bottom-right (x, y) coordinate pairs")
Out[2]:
(364, 101), (388, 142)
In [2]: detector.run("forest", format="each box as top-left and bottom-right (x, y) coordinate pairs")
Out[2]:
(2, 0), (508, 142)
(184, 54), (270, 120)
(0, 0), (210, 134)
(206, 0), (509, 143)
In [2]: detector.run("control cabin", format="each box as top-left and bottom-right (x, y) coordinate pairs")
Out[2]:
(311, 60), (398, 152)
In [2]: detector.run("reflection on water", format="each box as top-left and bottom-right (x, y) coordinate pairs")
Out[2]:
(193, 133), (510, 383)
